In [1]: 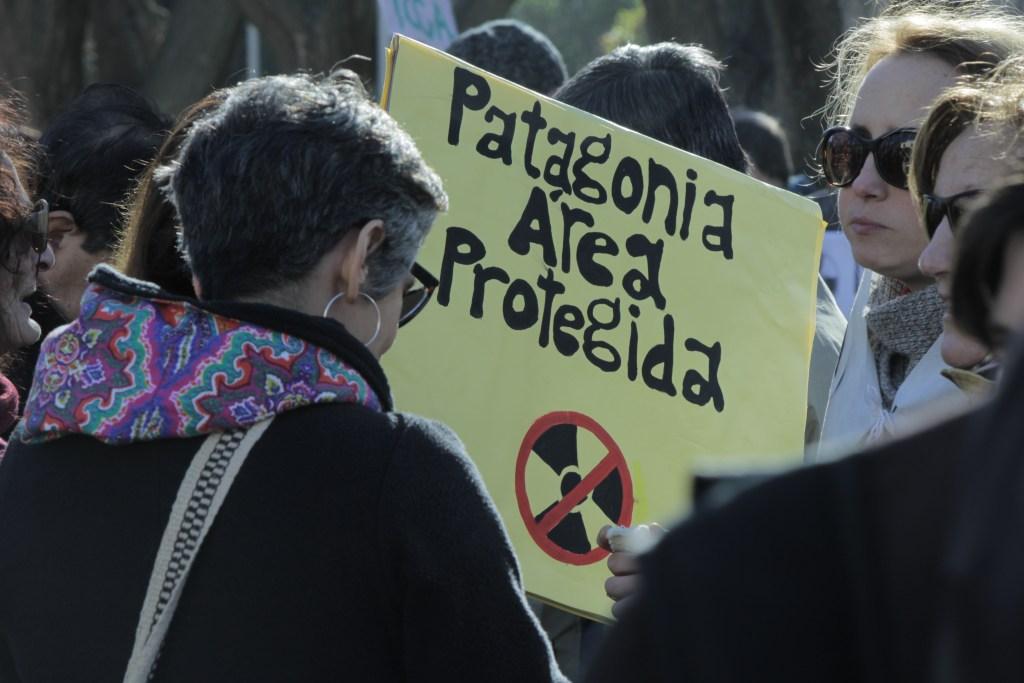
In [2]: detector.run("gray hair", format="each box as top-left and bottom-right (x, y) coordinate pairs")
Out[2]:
(554, 43), (748, 173)
(156, 71), (447, 300)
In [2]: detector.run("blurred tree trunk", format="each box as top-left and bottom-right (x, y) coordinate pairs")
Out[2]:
(0, 0), (518, 129)
(0, 0), (89, 126)
(452, 0), (517, 30)
(644, 0), (845, 169)
(142, 0), (243, 117)
(236, 0), (377, 84)
(90, 0), (169, 90)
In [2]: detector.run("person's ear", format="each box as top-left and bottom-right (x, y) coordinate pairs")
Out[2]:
(340, 219), (385, 302)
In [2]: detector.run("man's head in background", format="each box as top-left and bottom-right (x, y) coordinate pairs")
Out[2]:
(447, 19), (568, 96)
(38, 83), (169, 319)
(553, 42), (749, 173)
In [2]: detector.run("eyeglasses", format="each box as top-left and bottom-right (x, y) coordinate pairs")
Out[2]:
(921, 189), (982, 238)
(398, 262), (438, 327)
(4, 198), (49, 255)
(818, 126), (917, 190)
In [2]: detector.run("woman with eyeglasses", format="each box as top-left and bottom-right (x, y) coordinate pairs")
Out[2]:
(812, 2), (1024, 458)
(0, 99), (55, 458)
(0, 73), (567, 681)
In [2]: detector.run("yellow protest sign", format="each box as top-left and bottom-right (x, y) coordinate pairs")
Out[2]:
(382, 35), (823, 621)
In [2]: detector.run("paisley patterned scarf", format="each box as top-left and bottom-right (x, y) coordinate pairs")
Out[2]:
(18, 274), (383, 445)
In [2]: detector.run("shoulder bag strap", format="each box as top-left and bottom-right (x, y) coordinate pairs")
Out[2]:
(123, 416), (275, 683)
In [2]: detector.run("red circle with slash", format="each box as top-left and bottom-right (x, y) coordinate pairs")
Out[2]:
(515, 411), (633, 565)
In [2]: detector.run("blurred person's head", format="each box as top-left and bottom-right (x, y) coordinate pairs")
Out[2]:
(37, 84), (169, 319)
(818, 1), (1024, 289)
(0, 96), (55, 354)
(447, 19), (568, 95)
(113, 91), (229, 297)
(950, 179), (1024, 358)
(732, 108), (793, 187)
(156, 71), (447, 359)
(554, 42), (748, 172)
(911, 64), (1024, 367)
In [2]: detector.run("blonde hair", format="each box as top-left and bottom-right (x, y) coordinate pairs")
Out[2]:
(821, 0), (1024, 127)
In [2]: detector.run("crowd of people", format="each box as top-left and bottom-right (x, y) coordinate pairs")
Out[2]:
(0, 1), (1023, 680)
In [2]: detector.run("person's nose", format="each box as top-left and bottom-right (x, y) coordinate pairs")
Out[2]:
(35, 242), (55, 272)
(918, 219), (954, 283)
(848, 152), (889, 200)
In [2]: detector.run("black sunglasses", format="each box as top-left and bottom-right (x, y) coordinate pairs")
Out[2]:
(921, 190), (982, 238)
(818, 126), (917, 190)
(398, 262), (438, 327)
(4, 198), (49, 255)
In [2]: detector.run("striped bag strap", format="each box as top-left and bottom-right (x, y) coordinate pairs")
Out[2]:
(123, 417), (275, 683)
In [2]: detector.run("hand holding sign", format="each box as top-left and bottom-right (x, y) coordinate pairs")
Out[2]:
(598, 524), (666, 619)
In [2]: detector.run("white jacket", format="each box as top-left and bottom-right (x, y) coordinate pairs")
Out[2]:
(812, 270), (974, 462)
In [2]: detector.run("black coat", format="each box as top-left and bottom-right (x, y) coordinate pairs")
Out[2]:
(0, 284), (564, 682)
(585, 410), (972, 682)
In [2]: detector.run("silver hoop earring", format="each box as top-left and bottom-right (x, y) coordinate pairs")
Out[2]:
(322, 291), (381, 347)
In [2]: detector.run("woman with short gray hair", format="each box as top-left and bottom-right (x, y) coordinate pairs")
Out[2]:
(0, 72), (567, 682)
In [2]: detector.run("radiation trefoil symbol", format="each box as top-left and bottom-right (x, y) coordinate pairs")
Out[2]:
(515, 412), (634, 565)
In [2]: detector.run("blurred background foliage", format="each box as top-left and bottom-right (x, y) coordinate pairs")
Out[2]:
(4, 0), (1024, 165)
(509, 0), (647, 75)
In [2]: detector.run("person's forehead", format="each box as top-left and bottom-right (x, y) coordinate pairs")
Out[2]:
(934, 126), (1017, 195)
(849, 53), (957, 134)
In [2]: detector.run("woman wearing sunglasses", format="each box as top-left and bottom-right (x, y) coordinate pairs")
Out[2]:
(0, 119), (55, 457)
(812, 2), (1024, 458)
(913, 64), (1024, 380)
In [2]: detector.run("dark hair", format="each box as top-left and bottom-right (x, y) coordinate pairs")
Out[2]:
(951, 178), (1024, 348)
(113, 91), (229, 296)
(38, 83), (170, 254)
(732, 108), (793, 185)
(157, 71), (447, 301)
(553, 43), (749, 173)
(447, 19), (568, 95)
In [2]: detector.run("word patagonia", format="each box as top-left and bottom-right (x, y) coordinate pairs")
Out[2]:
(448, 67), (736, 260)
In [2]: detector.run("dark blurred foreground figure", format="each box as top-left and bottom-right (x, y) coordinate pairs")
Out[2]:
(929, 179), (1024, 679)
(0, 72), (565, 682)
(936, 330), (1024, 681)
(447, 18), (568, 95)
(585, 346), (1024, 681)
